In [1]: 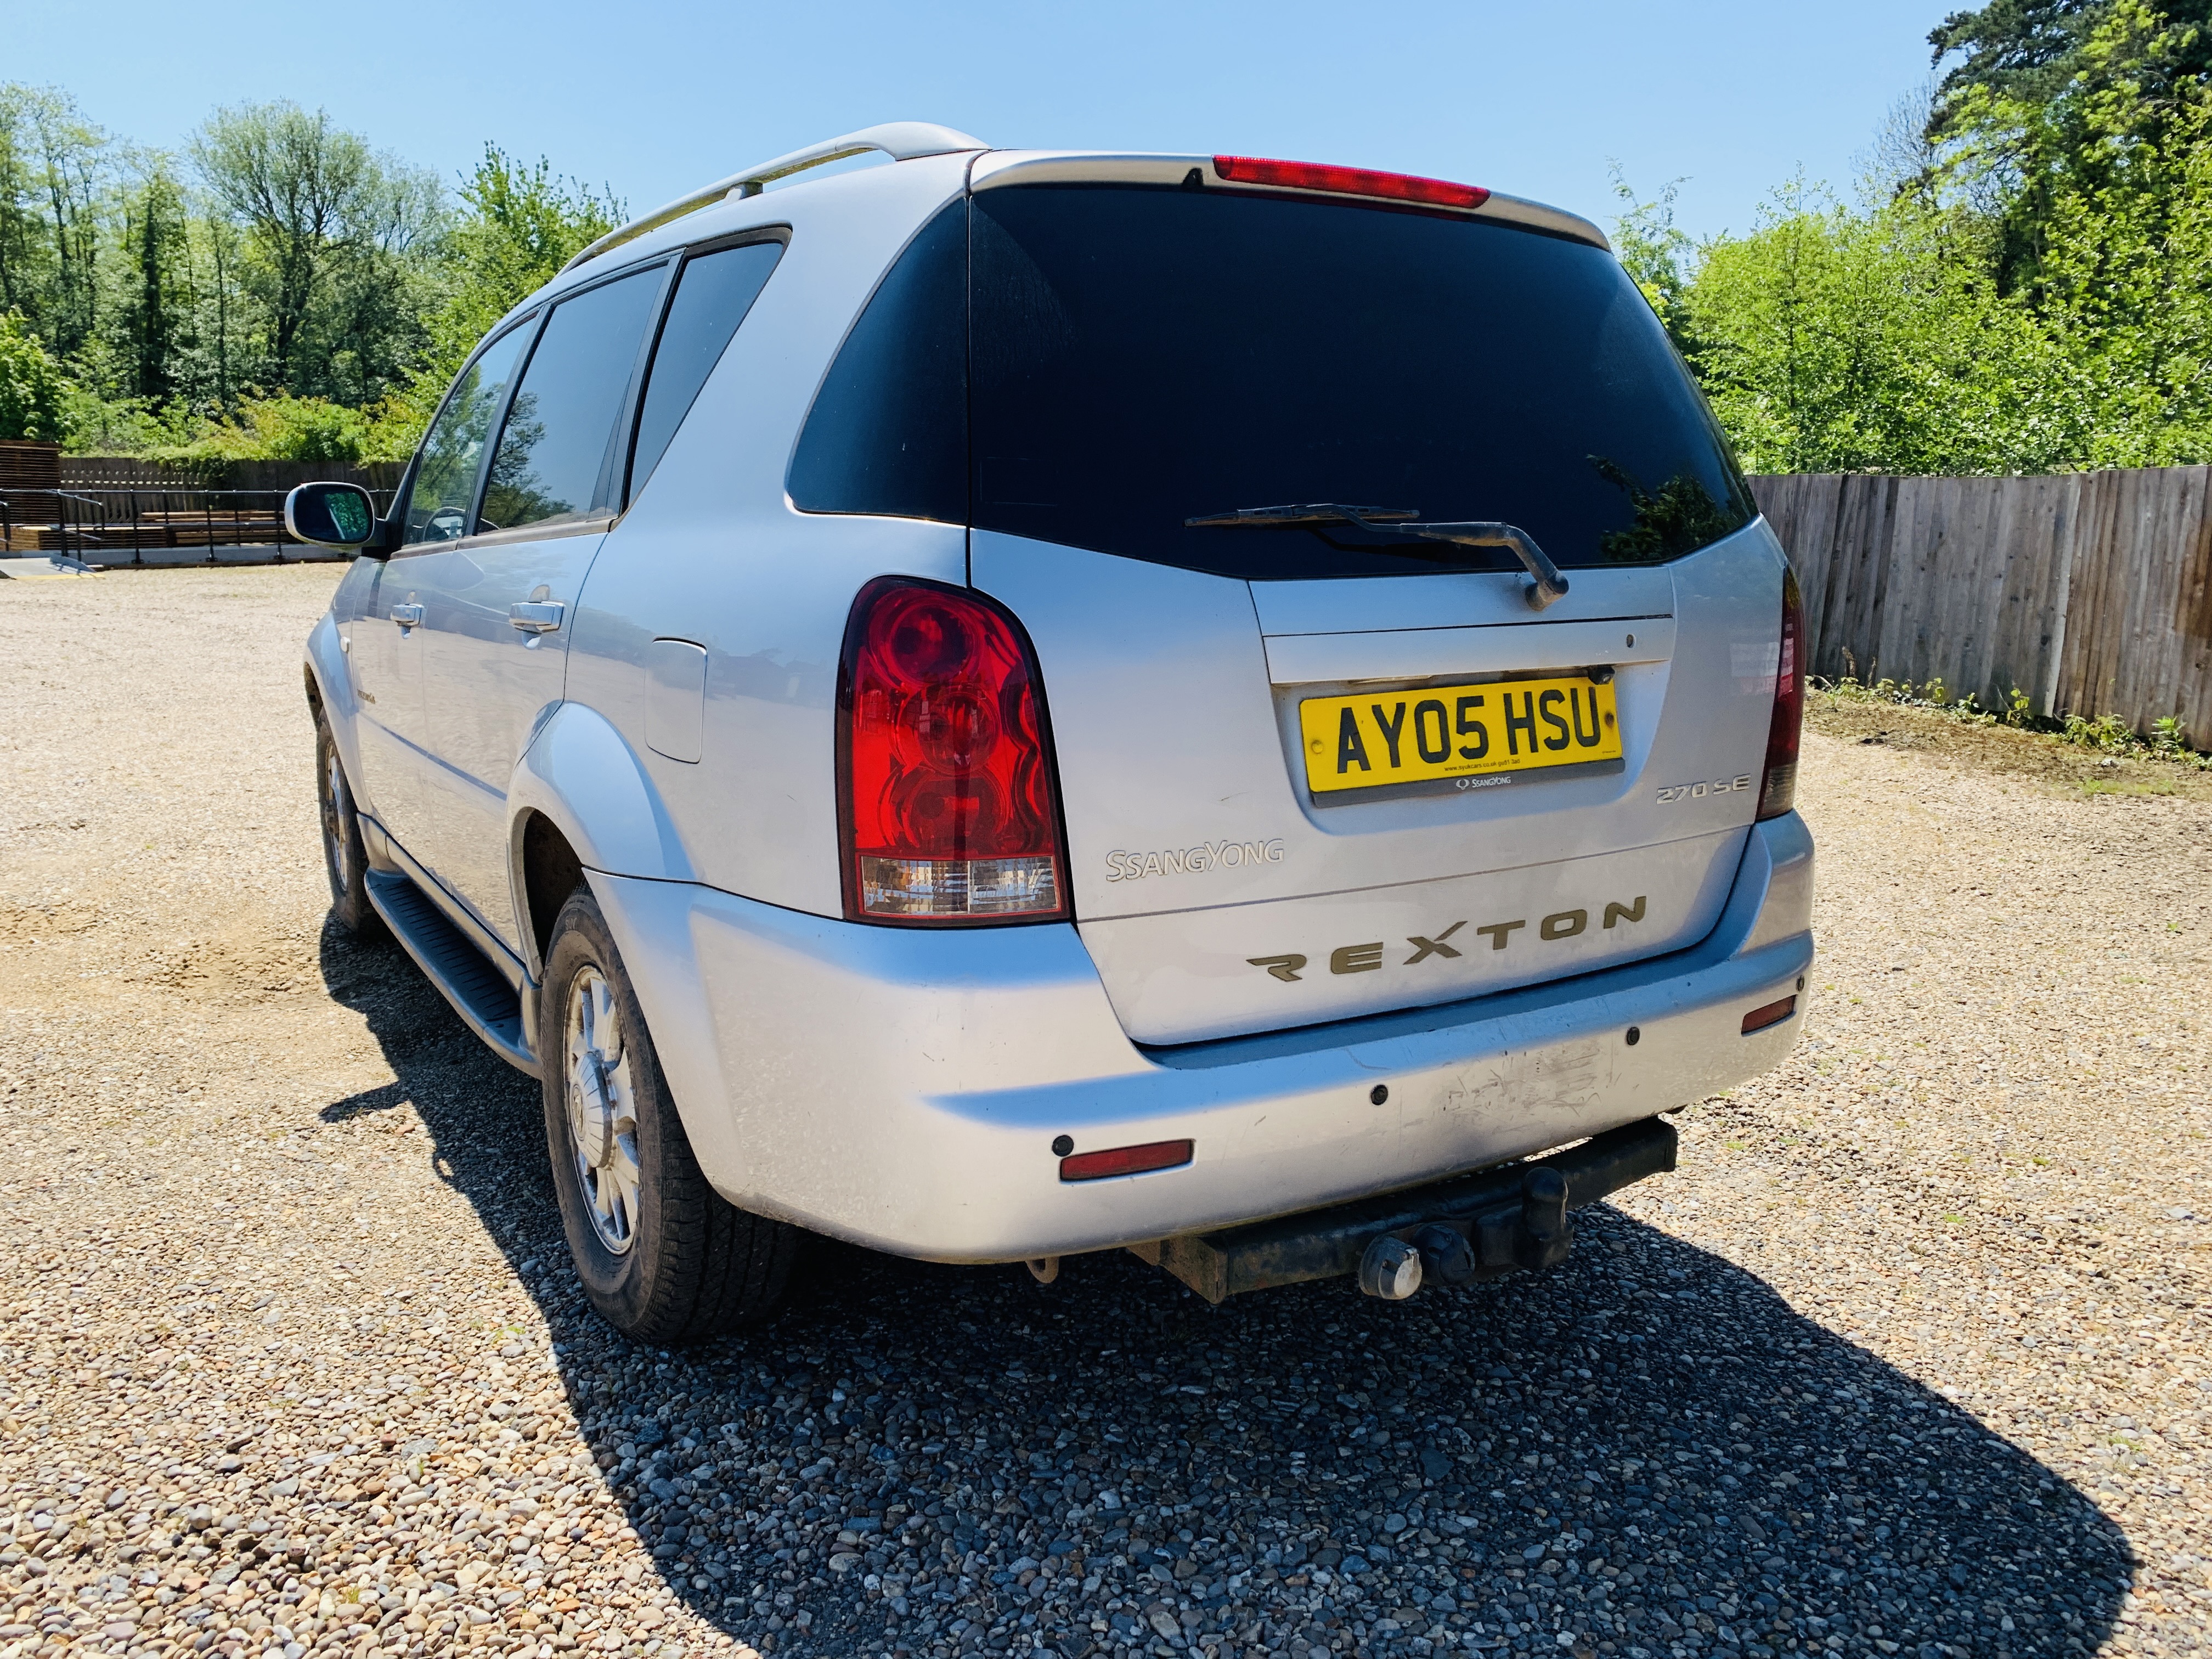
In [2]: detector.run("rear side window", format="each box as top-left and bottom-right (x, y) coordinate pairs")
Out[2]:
(967, 186), (1752, 578)
(482, 265), (664, 533)
(787, 203), (966, 523)
(404, 320), (533, 544)
(628, 239), (785, 502)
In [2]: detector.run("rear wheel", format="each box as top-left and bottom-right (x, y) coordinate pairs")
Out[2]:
(315, 709), (384, 940)
(541, 887), (801, 1341)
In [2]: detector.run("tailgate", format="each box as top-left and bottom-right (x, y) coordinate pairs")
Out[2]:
(977, 523), (1787, 1045)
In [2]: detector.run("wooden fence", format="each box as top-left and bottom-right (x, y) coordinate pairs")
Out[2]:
(1748, 469), (2212, 742)
(59, 456), (405, 493)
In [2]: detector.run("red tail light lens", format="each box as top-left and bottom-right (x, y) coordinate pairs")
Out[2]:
(1212, 155), (1490, 211)
(1757, 567), (1804, 821)
(839, 577), (1068, 923)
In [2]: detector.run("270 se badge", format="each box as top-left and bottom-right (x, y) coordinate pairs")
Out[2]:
(1299, 672), (1622, 797)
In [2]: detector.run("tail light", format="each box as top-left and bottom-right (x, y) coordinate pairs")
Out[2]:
(1757, 566), (1805, 821)
(838, 577), (1068, 923)
(1212, 155), (1489, 211)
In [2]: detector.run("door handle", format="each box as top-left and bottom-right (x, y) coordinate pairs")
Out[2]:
(508, 601), (565, 634)
(390, 603), (424, 628)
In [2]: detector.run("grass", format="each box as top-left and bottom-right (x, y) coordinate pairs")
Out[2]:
(1805, 675), (2212, 801)
(1816, 674), (2210, 768)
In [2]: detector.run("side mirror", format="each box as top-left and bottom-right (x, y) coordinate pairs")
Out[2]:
(285, 482), (383, 554)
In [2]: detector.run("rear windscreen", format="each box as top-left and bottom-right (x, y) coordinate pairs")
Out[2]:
(792, 185), (1754, 579)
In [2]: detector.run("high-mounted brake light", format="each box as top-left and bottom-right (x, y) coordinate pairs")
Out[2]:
(1212, 155), (1491, 211)
(1756, 567), (1805, 821)
(838, 577), (1068, 923)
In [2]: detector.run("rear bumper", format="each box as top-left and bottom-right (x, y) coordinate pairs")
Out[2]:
(595, 812), (1814, 1263)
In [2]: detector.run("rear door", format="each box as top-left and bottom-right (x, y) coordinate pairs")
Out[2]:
(403, 262), (670, 947)
(958, 168), (1788, 1045)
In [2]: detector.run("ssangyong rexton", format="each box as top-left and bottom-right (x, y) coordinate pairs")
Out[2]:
(293, 123), (1814, 1341)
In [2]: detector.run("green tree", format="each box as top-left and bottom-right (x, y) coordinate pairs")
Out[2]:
(113, 155), (190, 401)
(0, 84), (108, 359)
(1678, 183), (2076, 474)
(190, 100), (443, 399)
(1927, 0), (2212, 294)
(1609, 166), (1695, 352)
(0, 308), (66, 440)
(376, 145), (620, 454)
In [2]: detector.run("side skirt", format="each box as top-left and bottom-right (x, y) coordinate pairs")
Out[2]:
(364, 869), (538, 1075)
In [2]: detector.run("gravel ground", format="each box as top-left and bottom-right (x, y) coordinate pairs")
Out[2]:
(1, 565), (2208, 1659)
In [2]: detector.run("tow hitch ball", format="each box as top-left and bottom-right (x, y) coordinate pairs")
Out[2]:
(1357, 1166), (1575, 1301)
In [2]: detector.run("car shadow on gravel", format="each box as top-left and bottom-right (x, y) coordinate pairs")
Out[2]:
(322, 919), (2133, 1659)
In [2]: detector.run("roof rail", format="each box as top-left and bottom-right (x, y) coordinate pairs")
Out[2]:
(560, 122), (988, 274)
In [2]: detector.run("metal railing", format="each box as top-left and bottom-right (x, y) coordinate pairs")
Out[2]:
(0, 487), (397, 566)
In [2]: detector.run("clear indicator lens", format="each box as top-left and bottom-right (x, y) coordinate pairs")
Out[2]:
(857, 855), (1060, 918)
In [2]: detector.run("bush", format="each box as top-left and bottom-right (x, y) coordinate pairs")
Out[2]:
(0, 311), (66, 443)
(162, 393), (372, 463)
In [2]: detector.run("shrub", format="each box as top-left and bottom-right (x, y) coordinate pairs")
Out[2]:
(0, 311), (66, 443)
(162, 393), (372, 463)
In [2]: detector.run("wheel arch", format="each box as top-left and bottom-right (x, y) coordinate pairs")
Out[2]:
(505, 701), (699, 981)
(515, 810), (585, 984)
(303, 615), (373, 821)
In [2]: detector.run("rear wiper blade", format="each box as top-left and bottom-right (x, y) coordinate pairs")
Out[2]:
(1183, 503), (1420, 528)
(1184, 504), (1570, 611)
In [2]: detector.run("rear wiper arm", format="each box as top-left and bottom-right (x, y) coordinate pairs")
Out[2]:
(1390, 521), (1569, 611)
(1184, 504), (1570, 611)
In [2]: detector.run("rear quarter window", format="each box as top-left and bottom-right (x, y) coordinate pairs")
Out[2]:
(786, 204), (966, 523)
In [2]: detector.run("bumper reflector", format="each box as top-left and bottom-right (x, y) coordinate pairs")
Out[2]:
(1059, 1139), (1194, 1182)
(1741, 995), (1797, 1034)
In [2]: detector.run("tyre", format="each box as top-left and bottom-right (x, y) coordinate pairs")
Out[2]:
(541, 886), (802, 1341)
(315, 708), (386, 940)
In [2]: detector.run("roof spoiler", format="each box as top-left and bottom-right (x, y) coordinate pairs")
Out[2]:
(561, 121), (988, 274)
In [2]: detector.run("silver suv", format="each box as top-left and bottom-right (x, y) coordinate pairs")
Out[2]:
(295, 123), (1814, 1341)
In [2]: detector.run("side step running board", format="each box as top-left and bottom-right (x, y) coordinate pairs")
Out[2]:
(363, 870), (537, 1075)
(1133, 1116), (1677, 1304)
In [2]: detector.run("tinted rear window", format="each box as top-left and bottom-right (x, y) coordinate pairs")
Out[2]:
(788, 185), (1753, 578)
(969, 185), (1751, 578)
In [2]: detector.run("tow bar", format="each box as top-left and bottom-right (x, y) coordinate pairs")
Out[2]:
(1130, 1116), (1677, 1304)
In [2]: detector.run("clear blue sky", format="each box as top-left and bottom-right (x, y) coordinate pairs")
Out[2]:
(13, 0), (1952, 244)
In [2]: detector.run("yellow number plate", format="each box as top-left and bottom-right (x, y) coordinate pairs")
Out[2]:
(1299, 675), (1622, 796)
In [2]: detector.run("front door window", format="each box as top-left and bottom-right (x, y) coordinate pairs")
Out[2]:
(404, 321), (535, 545)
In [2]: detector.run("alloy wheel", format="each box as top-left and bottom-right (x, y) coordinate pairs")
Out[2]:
(565, 966), (641, 1254)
